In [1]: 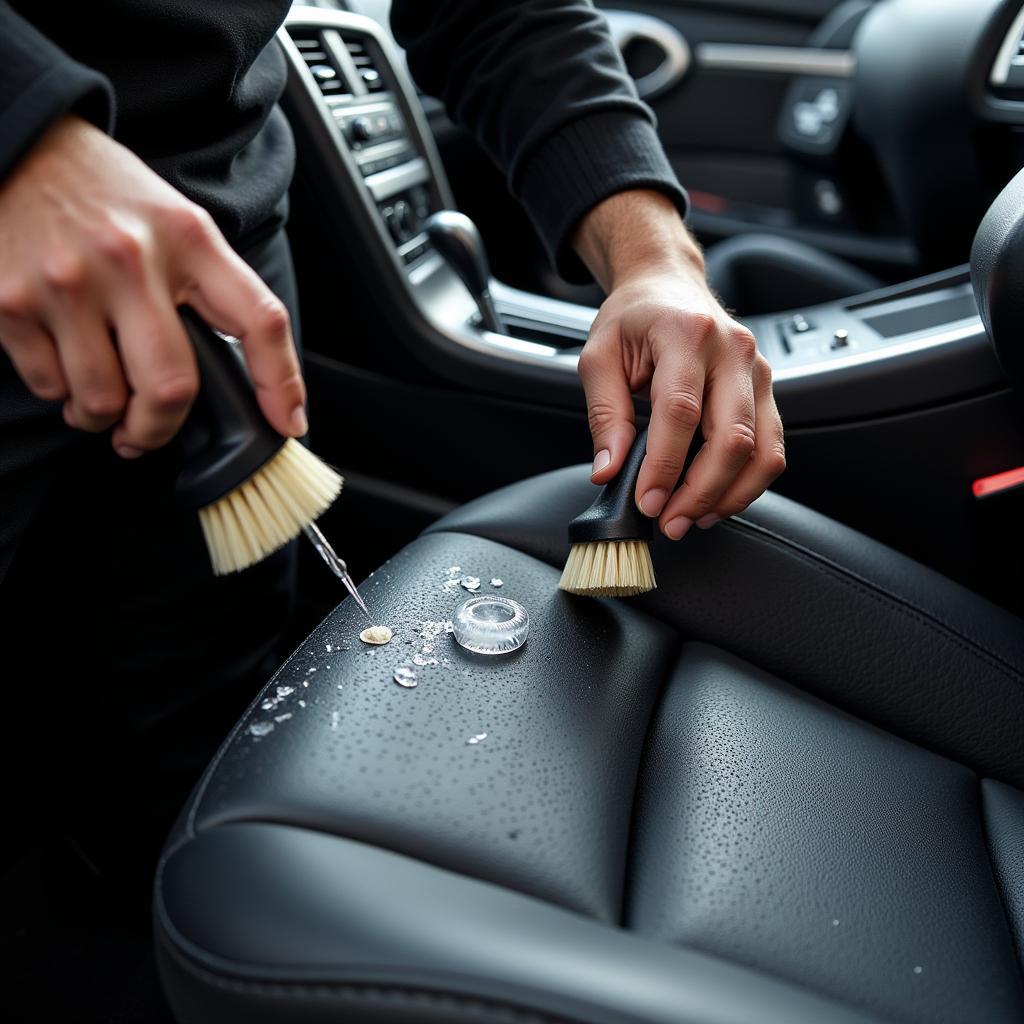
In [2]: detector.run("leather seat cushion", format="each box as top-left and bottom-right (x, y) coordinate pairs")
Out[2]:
(156, 470), (1024, 1024)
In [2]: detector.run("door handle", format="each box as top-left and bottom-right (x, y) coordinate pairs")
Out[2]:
(601, 9), (691, 100)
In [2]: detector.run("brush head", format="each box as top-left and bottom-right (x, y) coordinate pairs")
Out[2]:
(559, 427), (656, 597)
(559, 539), (655, 597)
(198, 437), (343, 575)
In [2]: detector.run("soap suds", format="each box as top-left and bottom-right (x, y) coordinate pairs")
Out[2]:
(360, 625), (393, 645)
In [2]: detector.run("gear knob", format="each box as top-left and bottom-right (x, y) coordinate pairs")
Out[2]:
(424, 210), (505, 334)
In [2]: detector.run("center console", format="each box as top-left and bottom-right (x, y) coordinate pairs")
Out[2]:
(279, 6), (1006, 429)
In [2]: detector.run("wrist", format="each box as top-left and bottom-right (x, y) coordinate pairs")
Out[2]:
(572, 188), (705, 292)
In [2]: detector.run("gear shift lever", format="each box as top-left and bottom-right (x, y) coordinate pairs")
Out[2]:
(424, 210), (506, 334)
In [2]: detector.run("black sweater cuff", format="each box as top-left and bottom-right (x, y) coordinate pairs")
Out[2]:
(0, 6), (115, 183)
(514, 110), (689, 284)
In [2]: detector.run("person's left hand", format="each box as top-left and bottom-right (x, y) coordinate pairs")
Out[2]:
(573, 190), (785, 541)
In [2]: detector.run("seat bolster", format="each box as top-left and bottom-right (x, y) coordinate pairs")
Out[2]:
(982, 778), (1024, 956)
(429, 467), (1024, 785)
(155, 823), (883, 1024)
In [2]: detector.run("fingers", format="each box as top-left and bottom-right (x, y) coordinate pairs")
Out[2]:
(0, 314), (67, 402)
(656, 335), (765, 540)
(46, 285), (128, 433)
(692, 354), (785, 525)
(634, 340), (706, 519)
(107, 285), (198, 458)
(173, 209), (306, 438)
(577, 328), (636, 482)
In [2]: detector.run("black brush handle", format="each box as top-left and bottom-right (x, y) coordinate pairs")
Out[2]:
(175, 307), (285, 509)
(568, 427), (652, 544)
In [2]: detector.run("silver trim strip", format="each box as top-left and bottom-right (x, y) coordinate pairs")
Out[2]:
(696, 44), (856, 78)
(364, 157), (428, 201)
(991, 6), (1024, 85)
(601, 10), (691, 99)
(771, 320), (985, 381)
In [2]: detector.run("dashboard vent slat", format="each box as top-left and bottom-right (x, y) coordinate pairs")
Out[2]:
(341, 34), (386, 93)
(288, 28), (354, 100)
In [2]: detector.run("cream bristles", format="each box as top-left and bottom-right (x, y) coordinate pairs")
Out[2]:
(558, 539), (656, 597)
(198, 438), (343, 576)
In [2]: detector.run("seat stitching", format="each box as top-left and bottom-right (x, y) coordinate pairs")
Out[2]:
(159, 934), (573, 1024)
(726, 516), (1024, 685)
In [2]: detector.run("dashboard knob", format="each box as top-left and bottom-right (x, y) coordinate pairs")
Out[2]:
(350, 116), (374, 143)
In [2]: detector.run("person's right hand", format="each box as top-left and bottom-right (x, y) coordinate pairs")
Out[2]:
(0, 115), (307, 458)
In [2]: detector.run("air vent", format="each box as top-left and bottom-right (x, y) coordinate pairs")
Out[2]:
(289, 29), (353, 99)
(341, 33), (386, 93)
(991, 7), (1024, 92)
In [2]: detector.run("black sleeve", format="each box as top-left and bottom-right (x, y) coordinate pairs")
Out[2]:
(391, 0), (689, 282)
(0, 2), (115, 183)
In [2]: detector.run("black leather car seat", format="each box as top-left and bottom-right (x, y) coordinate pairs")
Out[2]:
(154, 466), (1024, 1024)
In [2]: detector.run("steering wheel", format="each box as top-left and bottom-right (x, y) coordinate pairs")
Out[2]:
(854, 0), (1024, 270)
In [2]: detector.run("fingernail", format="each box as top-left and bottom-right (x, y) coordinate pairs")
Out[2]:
(639, 489), (668, 517)
(697, 514), (720, 529)
(115, 444), (144, 460)
(591, 449), (611, 476)
(664, 516), (693, 541)
(289, 405), (309, 437)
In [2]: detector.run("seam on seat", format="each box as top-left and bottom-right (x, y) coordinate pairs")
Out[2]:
(156, 922), (574, 1024)
(726, 515), (1024, 685)
(980, 779), (1024, 985)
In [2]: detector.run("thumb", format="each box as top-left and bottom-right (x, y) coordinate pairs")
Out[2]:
(578, 339), (636, 484)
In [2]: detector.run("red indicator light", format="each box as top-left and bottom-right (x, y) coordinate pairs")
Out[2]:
(972, 466), (1024, 499)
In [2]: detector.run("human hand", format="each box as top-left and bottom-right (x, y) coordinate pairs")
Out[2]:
(574, 191), (785, 540)
(0, 115), (307, 458)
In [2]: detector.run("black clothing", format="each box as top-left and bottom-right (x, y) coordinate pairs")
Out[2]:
(393, 1), (688, 277)
(1, 0), (686, 268)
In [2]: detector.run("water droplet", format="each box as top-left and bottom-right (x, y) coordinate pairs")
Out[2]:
(412, 654), (439, 666)
(249, 721), (274, 738)
(325, 643), (333, 652)
(274, 712), (293, 723)
(460, 576), (481, 592)
(277, 685), (294, 698)
(447, 566), (461, 575)
(490, 578), (503, 588)
(306, 667), (317, 675)
(330, 710), (341, 730)
(393, 666), (418, 688)
(832, 919), (840, 927)
(913, 966), (923, 975)
(467, 732), (488, 745)
(260, 699), (277, 711)
(298, 700), (306, 708)
(421, 643), (434, 653)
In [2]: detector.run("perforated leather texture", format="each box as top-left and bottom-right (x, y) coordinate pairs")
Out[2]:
(156, 469), (1024, 1024)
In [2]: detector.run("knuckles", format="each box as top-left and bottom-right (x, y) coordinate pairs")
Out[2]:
(0, 280), (34, 319)
(659, 388), (703, 431)
(146, 373), (198, 411)
(41, 254), (88, 293)
(730, 326), (758, 363)
(722, 423), (757, 462)
(252, 296), (292, 339)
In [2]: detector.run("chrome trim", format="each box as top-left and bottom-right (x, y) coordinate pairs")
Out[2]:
(990, 5), (1024, 85)
(773, 320), (985, 381)
(696, 44), (856, 78)
(353, 138), (414, 166)
(601, 10), (691, 99)
(364, 157), (429, 201)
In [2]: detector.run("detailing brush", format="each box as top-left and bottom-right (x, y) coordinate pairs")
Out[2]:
(559, 427), (656, 597)
(175, 307), (343, 576)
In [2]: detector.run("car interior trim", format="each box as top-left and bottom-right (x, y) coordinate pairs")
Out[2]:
(694, 44), (856, 78)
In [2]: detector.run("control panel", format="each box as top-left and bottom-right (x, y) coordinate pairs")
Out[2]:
(283, 22), (439, 272)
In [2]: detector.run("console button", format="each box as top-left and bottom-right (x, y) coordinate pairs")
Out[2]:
(350, 116), (374, 143)
(830, 329), (850, 350)
(789, 314), (814, 334)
